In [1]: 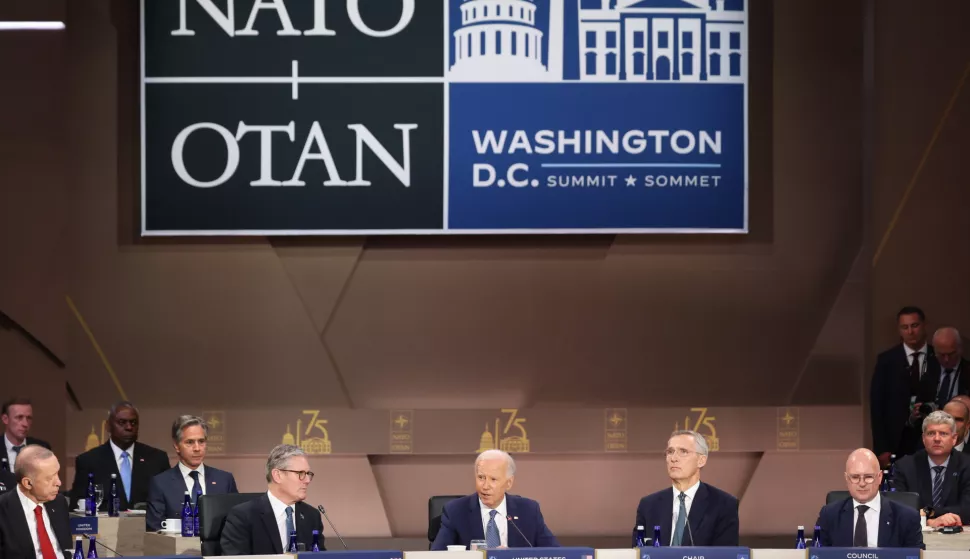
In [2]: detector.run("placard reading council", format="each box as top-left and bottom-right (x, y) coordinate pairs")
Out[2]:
(141, 0), (748, 235)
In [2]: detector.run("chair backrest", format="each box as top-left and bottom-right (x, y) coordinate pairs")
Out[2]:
(199, 492), (263, 556)
(825, 490), (921, 511)
(428, 495), (464, 543)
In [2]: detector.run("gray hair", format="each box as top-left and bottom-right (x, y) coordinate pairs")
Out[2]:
(933, 327), (964, 347)
(171, 415), (208, 443)
(670, 430), (710, 456)
(923, 410), (957, 434)
(265, 444), (307, 483)
(14, 445), (55, 481)
(108, 400), (139, 419)
(475, 449), (516, 477)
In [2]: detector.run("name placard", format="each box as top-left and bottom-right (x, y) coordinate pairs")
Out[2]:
(807, 549), (921, 559)
(486, 546), (594, 559)
(636, 546), (751, 559)
(300, 552), (403, 559)
(70, 516), (98, 535)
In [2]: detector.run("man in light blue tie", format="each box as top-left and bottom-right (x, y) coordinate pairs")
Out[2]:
(69, 401), (170, 511)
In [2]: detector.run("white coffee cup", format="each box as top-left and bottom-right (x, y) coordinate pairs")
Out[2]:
(160, 518), (181, 533)
(446, 546), (466, 551)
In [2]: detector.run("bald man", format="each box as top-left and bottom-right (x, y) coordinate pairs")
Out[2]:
(944, 400), (970, 452)
(921, 328), (969, 409)
(954, 395), (970, 449)
(0, 445), (72, 559)
(815, 449), (923, 548)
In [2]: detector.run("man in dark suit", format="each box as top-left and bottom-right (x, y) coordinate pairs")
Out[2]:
(633, 430), (738, 547)
(0, 445), (73, 559)
(920, 328), (970, 415)
(816, 448), (923, 548)
(147, 415), (238, 531)
(943, 400), (969, 452)
(871, 306), (937, 467)
(953, 395), (970, 451)
(69, 401), (170, 511)
(220, 444), (324, 554)
(2, 398), (51, 472)
(431, 449), (558, 550)
(892, 410), (970, 527)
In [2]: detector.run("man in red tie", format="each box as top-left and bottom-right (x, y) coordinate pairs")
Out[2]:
(0, 445), (71, 559)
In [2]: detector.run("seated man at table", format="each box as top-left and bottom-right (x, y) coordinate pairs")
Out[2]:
(816, 448), (923, 548)
(220, 444), (324, 554)
(893, 410), (970, 527)
(0, 445), (72, 559)
(634, 430), (739, 546)
(432, 449), (559, 549)
(146, 415), (238, 531)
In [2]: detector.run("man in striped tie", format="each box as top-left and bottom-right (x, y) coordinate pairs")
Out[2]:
(893, 410), (970, 527)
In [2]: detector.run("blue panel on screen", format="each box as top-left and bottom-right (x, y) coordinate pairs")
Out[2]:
(808, 548), (920, 559)
(486, 546), (594, 559)
(300, 552), (403, 559)
(637, 546), (750, 559)
(70, 517), (98, 535)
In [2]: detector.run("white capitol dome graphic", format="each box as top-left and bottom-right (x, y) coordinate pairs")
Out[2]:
(449, 0), (563, 81)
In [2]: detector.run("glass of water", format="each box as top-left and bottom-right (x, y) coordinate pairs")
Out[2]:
(470, 540), (487, 550)
(94, 484), (104, 511)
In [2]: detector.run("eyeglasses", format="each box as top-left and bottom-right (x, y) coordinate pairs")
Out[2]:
(846, 474), (877, 484)
(664, 448), (696, 458)
(278, 469), (315, 481)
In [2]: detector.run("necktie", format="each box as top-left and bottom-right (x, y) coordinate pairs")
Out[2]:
(909, 352), (922, 395)
(937, 369), (955, 408)
(189, 471), (202, 504)
(11, 445), (23, 467)
(285, 506), (295, 548)
(932, 465), (946, 507)
(485, 509), (501, 548)
(34, 505), (57, 559)
(672, 492), (688, 545)
(119, 451), (132, 502)
(853, 505), (869, 547)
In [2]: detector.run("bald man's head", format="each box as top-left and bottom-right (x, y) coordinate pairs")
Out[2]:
(844, 448), (882, 503)
(933, 327), (964, 370)
(14, 445), (61, 504)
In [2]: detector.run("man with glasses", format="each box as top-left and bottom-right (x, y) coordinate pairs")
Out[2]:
(633, 430), (738, 546)
(815, 448), (923, 547)
(221, 444), (325, 555)
(892, 410), (970, 527)
(69, 401), (170, 511)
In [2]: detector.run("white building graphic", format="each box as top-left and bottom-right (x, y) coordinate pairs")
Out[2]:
(449, 0), (745, 83)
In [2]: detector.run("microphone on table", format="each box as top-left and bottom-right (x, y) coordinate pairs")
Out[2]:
(95, 539), (125, 557)
(317, 504), (349, 550)
(506, 515), (534, 547)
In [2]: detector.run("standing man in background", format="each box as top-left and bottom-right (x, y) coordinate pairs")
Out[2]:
(2, 398), (50, 472)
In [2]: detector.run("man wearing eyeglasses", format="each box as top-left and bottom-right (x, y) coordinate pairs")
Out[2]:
(815, 448), (923, 547)
(633, 430), (739, 546)
(892, 410), (970, 527)
(221, 444), (325, 555)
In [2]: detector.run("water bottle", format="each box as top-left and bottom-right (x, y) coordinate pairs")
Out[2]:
(888, 454), (897, 488)
(653, 525), (662, 547)
(85, 473), (96, 516)
(634, 525), (647, 547)
(812, 526), (822, 548)
(108, 474), (119, 517)
(1, 457), (8, 472)
(73, 537), (84, 559)
(795, 525), (806, 549)
(87, 536), (98, 559)
(181, 491), (194, 537)
(194, 491), (202, 536)
(880, 470), (890, 492)
(287, 531), (299, 553)
(311, 530), (321, 552)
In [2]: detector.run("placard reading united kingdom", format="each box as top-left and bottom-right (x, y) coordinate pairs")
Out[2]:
(141, 0), (747, 235)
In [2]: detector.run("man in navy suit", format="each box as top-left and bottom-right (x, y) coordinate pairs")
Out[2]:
(633, 430), (739, 547)
(146, 415), (238, 531)
(815, 448), (923, 548)
(431, 449), (559, 549)
(2, 398), (51, 471)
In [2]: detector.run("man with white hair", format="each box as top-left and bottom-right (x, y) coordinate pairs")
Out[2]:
(921, 328), (969, 409)
(0, 445), (72, 559)
(633, 430), (739, 546)
(431, 449), (559, 550)
(893, 410), (970, 527)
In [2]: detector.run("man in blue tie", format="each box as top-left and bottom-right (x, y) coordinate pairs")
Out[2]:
(633, 430), (739, 546)
(69, 401), (170, 511)
(146, 415), (238, 531)
(431, 449), (559, 549)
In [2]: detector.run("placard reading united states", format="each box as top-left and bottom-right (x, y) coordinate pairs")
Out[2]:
(142, 0), (747, 235)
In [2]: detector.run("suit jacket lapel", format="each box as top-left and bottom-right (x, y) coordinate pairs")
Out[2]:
(3, 493), (35, 554)
(839, 499), (855, 546)
(259, 495), (284, 554)
(659, 489), (673, 546)
(877, 500), (894, 547)
(506, 495), (521, 547)
(45, 499), (69, 551)
(687, 483), (709, 542)
(915, 454), (934, 508)
(939, 453), (961, 506)
(295, 504), (314, 548)
(98, 443), (127, 509)
(468, 496), (486, 541)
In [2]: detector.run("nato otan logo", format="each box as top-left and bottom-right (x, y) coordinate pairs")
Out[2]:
(448, 0), (745, 82)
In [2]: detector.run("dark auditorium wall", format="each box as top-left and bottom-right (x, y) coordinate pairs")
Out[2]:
(2, 0), (964, 540)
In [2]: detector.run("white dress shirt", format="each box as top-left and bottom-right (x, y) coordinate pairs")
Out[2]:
(17, 486), (62, 559)
(178, 462), (206, 495)
(5, 434), (25, 471)
(267, 490), (296, 551)
(852, 492), (881, 548)
(109, 440), (134, 469)
(905, 344), (928, 370)
(479, 496), (508, 547)
(928, 454), (951, 488)
(670, 481), (700, 545)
